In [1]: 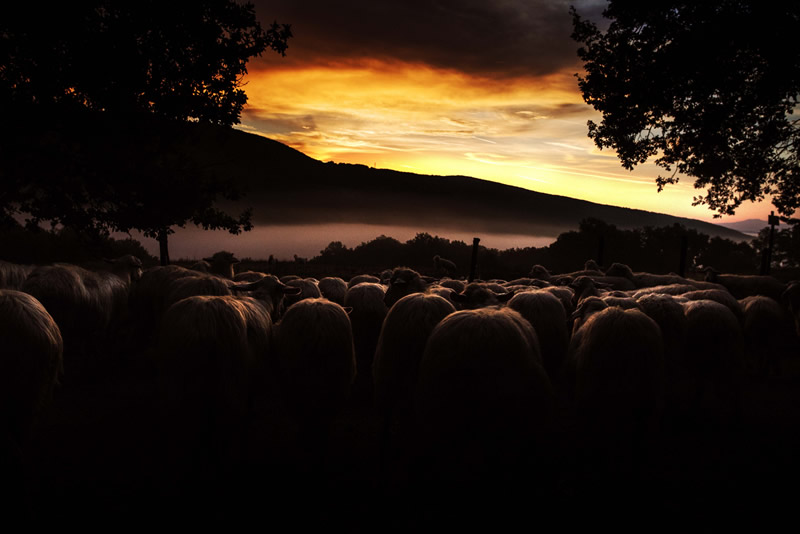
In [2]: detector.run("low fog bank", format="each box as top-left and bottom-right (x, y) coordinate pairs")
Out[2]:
(117, 223), (559, 261)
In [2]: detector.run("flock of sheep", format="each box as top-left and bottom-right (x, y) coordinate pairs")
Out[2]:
(2, 250), (800, 527)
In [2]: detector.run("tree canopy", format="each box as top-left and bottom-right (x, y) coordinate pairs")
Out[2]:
(1, 1), (291, 263)
(1, 0), (291, 125)
(571, 1), (800, 217)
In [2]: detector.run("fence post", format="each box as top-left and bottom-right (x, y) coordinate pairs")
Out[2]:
(469, 237), (480, 283)
(762, 211), (779, 275)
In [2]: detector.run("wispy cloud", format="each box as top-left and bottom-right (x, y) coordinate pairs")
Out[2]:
(237, 1), (769, 223)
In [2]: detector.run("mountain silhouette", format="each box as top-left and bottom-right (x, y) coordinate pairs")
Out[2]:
(187, 124), (748, 241)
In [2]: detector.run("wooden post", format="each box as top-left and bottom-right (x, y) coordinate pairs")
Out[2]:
(763, 211), (779, 275)
(158, 229), (170, 266)
(469, 237), (480, 283)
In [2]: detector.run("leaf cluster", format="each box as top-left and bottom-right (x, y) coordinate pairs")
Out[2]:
(571, 1), (800, 217)
(1, 0), (291, 126)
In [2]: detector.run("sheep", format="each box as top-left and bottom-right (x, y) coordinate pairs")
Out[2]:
(344, 282), (388, 406)
(412, 307), (553, 490)
(605, 262), (687, 289)
(569, 276), (605, 307)
(783, 281), (800, 337)
(635, 293), (690, 423)
(631, 284), (699, 298)
(383, 267), (428, 309)
(272, 298), (356, 424)
(189, 260), (211, 274)
(156, 295), (273, 495)
(584, 259), (602, 271)
(681, 299), (745, 429)
(373, 293), (456, 438)
(635, 294), (688, 369)
(372, 292), (456, 484)
(282, 278), (322, 309)
(0, 290), (63, 444)
(482, 282), (508, 293)
(451, 282), (514, 310)
(202, 251), (240, 279)
(504, 278), (540, 288)
(318, 276), (348, 306)
(564, 307), (665, 501)
(540, 285), (575, 316)
(432, 255), (457, 277)
(423, 285), (455, 304)
(229, 274), (302, 321)
(379, 269), (394, 284)
(529, 264), (604, 285)
(0, 260), (33, 290)
(529, 264), (553, 282)
(739, 295), (791, 376)
(22, 256), (143, 346)
(508, 290), (569, 382)
(704, 267), (787, 301)
(21, 264), (97, 357)
(232, 270), (266, 283)
(569, 296), (609, 337)
(128, 265), (199, 340)
(348, 274), (380, 289)
(437, 278), (465, 293)
(163, 274), (233, 311)
(681, 289), (745, 327)
(567, 307), (665, 428)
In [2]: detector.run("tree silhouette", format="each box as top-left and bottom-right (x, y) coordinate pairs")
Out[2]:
(1, 1), (291, 264)
(571, 2), (800, 217)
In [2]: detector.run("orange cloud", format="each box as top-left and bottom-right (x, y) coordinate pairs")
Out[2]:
(238, 58), (770, 224)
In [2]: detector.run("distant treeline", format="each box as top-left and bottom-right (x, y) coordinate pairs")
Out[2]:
(0, 216), (155, 266)
(2, 217), (798, 281)
(258, 218), (799, 282)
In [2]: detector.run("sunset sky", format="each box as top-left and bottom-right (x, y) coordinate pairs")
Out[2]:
(238, 0), (770, 225)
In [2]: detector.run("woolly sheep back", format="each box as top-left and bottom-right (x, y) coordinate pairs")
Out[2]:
(373, 293), (456, 418)
(318, 277), (348, 305)
(568, 307), (665, 431)
(384, 267), (427, 308)
(414, 307), (553, 483)
(508, 290), (568, 380)
(0, 290), (63, 439)
(0, 261), (32, 290)
(273, 298), (355, 421)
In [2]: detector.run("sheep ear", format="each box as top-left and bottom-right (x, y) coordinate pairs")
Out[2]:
(230, 281), (260, 292)
(496, 291), (514, 303)
(282, 286), (302, 295)
(421, 276), (436, 284)
(783, 284), (798, 309)
(343, 306), (353, 315)
(393, 279), (407, 286)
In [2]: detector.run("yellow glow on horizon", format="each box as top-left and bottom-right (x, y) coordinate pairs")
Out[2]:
(239, 58), (771, 224)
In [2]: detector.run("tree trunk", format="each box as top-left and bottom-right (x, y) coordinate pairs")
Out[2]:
(158, 229), (170, 266)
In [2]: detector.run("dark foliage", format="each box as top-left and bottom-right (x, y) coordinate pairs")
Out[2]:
(1, 0), (291, 125)
(1, 1), (291, 264)
(571, 1), (800, 217)
(0, 219), (157, 266)
(304, 219), (765, 280)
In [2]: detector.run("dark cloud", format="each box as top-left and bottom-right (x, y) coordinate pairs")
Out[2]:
(252, 0), (608, 77)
